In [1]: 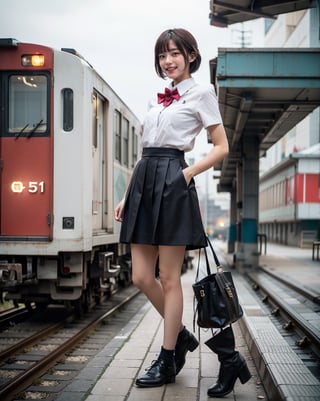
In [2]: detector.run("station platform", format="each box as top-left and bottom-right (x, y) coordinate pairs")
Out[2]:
(57, 242), (320, 401)
(255, 242), (320, 302)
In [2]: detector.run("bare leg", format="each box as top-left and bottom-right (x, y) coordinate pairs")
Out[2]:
(133, 243), (194, 387)
(131, 244), (164, 316)
(158, 245), (186, 350)
(131, 244), (185, 348)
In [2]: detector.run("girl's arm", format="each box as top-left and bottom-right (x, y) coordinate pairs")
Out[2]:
(182, 123), (229, 185)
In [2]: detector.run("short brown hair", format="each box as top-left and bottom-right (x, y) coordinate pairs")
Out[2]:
(154, 28), (202, 79)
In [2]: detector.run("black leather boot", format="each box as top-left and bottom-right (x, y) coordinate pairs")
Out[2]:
(175, 326), (199, 374)
(135, 357), (176, 387)
(205, 326), (251, 397)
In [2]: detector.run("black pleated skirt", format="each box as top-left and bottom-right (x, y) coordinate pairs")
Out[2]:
(119, 147), (207, 250)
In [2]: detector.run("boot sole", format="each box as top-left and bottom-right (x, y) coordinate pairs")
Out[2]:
(135, 375), (175, 387)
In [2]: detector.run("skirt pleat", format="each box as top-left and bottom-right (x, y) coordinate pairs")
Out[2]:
(120, 147), (206, 250)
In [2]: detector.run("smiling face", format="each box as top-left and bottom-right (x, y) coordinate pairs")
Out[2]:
(154, 28), (201, 82)
(158, 40), (193, 85)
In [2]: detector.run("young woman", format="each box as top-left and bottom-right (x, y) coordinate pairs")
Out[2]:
(115, 28), (250, 395)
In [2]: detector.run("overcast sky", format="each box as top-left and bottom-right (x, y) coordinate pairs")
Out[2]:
(0, 0), (264, 204)
(0, 0), (264, 119)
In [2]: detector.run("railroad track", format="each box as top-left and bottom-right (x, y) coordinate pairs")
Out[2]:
(246, 267), (320, 361)
(212, 241), (320, 359)
(0, 285), (140, 401)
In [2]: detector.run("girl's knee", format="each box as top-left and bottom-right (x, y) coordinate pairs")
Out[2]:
(132, 273), (154, 290)
(158, 274), (181, 293)
(132, 275), (143, 289)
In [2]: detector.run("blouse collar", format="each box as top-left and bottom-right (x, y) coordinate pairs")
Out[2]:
(169, 77), (196, 96)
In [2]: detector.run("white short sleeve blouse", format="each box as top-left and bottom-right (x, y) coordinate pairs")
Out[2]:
(142, 77), (223, 152)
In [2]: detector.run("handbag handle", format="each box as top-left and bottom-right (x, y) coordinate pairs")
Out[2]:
(206, 238), (221, 270)
(195, 237), (222, 281)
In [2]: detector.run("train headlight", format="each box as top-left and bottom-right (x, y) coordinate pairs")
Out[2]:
(21, 54), (45, 67)
(11, 181), (25, 193)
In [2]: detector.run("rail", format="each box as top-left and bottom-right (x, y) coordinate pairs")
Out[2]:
(246, 269), (320, 355)
(0, 286), (140, 401)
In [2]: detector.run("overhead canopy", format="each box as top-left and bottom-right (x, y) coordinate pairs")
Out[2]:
(209, 0), (316, 27)
(210, 48), (320, 192)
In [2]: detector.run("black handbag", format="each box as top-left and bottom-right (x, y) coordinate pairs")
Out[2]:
(192, 239), (243, 329)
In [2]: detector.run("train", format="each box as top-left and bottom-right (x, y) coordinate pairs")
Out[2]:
(0, 38), (142, 312)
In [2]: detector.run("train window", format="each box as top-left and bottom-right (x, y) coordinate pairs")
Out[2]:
(114, 110), (121, 162)
(7, 74), (49, 137)
(132, 127), (138, 167)
(62, 88), (73, 132)
(122, 117), (129, 166)
(92, 93), (98, 147)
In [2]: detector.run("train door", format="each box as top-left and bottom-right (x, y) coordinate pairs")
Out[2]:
(0, 72), (53, 239)
(92, 92), (108, 231)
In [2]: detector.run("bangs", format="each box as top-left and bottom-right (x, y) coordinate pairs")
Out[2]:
(154, 30), (182, 56)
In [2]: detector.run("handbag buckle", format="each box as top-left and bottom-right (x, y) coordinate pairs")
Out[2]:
(225, 286), (233, 298)
(200, 289), (205, 297)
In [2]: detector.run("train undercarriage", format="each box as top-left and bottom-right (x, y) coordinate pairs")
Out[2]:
(0, 245), (133, 313)
(0, 247), (194, 314)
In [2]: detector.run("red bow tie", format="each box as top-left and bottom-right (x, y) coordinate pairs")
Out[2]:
(157, 87), (180, 107)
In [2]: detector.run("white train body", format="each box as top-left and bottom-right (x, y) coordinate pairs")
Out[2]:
(0, 39), (140, 308)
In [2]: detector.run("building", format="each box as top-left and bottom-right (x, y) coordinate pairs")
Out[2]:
(259, 7), (320, 247)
